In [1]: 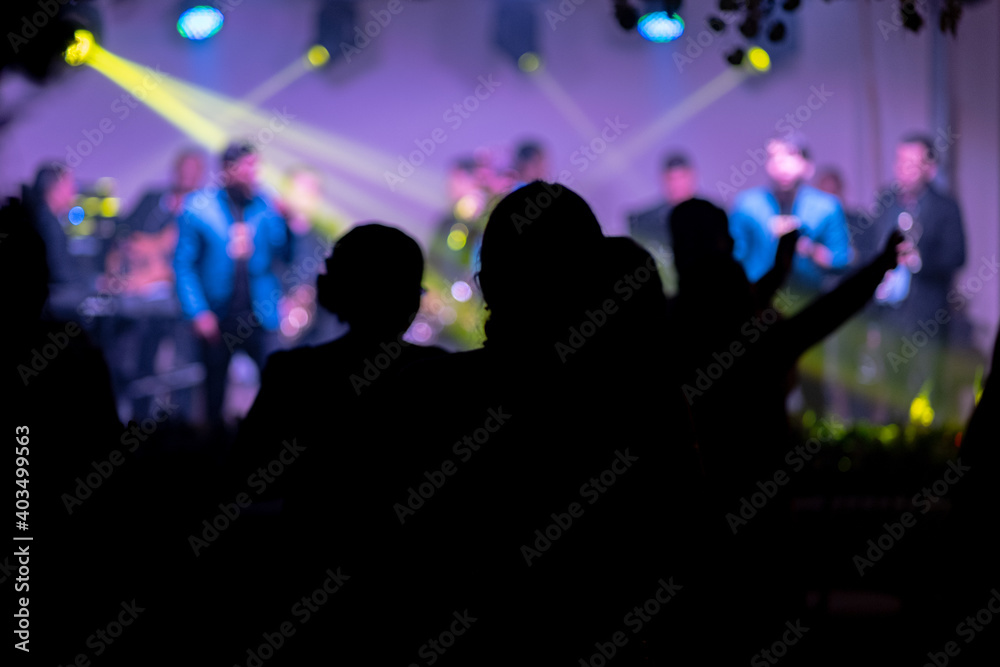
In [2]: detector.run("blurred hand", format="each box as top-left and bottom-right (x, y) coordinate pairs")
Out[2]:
(876, 229), (906, 273)
(193, 310), (220, 342)
(770, 214), (801, 236)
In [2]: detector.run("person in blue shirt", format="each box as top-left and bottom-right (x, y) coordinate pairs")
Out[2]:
(729, 134), (851, 304)
(173, 141), (289, 436)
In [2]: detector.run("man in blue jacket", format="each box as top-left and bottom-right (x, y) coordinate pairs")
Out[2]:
(174, 141), (289, 434)
(729, 134), (851, 305)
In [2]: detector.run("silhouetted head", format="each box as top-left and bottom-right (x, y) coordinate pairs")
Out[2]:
(477, 181), (606, 348)
(1, 197), (50, 323)
(316, 223), (424, 336)
(670, 198), (735, 278)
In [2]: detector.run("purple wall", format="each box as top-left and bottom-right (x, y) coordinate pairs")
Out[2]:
(1, 0), (997, 350)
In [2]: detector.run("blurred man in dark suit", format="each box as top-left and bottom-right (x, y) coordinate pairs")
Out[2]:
(627, 152), (698, 296)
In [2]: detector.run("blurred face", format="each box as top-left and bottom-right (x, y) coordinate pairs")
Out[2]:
(224, 153), (258, 191)
(519, 154), (549, 183)
(815, 172), (843, 198)
(175, 154), (205, 192)
(47, 171), (77, 215)
(894, 142), (935, 193)
(765, 140), (811, 191)
(662, 166), (697, 205)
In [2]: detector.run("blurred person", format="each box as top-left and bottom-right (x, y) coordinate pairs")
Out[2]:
(104, 148), (207, 421)
(173, 141), (289, 439)
(814, 165), (885, 420)
(869, 134), (967, 424)
(511, 139), (550, 187)
(273, 165), (345, 347)
(729, 134), (851, 302)
(627, 152), (699, 296)
(23, 162), (87, 318)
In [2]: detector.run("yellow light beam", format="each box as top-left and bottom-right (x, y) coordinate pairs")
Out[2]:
(87, 47), (229, 151)
(529, 67), (600, 139)
(151, 72), (445, 206)
(238, 54), (313, 109)
(588, 67), (748, 185)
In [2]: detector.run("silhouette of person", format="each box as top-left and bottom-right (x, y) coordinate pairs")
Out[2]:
(668, 197), (903, 663)
(213, 223), (447, 663)
(3, 194), (128, 662)
(627, 152), (699, 297)
(364, 181), (703, 665)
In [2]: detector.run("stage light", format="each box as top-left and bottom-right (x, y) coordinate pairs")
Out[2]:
(451, 281), (473, 302)
(64, 29), (95, 66)
(177, 6), (224, 41)
(494, 0), (539, 69)
(747, 46), (771, 72)
(307, 44), (330, 67)
(68, 206), (85, 225)
(100, 197), (120, 217)
(518, 52), (541, 72)
(637, 11), (684, 42)
(447, 223), (468, 251)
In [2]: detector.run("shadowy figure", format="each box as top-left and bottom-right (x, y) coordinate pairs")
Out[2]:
(205, 223), (447, 663)
(354, 182), (704, 666)
(3, 196), (130, 662)
(667, 197), (903, 663)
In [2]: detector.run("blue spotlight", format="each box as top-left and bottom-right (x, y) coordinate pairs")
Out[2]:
(177, 6), (224, 41)
(68, 206), (85, 225)
(637, 11), (684, 43)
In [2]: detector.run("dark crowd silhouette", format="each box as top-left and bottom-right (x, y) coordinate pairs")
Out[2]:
(5, 141), (998, 666)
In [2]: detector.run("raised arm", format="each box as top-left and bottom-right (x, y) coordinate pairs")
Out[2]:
(777, 229), (903, 362)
